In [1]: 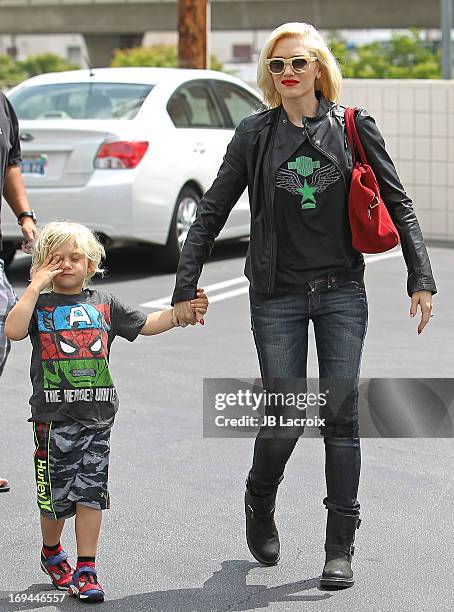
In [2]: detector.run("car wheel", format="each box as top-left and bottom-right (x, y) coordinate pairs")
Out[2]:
(160, 186), (199, 271)
(0, 243), (17, 269)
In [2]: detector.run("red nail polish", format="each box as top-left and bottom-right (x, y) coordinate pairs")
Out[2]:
(200, 319), (204, 325)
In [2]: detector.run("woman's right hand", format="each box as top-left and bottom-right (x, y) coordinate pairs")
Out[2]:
(30, 254), (63, 292)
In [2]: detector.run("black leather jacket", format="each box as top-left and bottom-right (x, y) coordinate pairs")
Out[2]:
(171, 93), (437, 304)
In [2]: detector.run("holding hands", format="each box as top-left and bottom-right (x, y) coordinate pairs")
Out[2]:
(173, 288), (208, 328)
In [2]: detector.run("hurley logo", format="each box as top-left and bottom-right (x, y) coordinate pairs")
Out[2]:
(36, 458), (52, 512)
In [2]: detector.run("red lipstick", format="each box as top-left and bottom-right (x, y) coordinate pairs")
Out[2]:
(282, 79), (299, 86)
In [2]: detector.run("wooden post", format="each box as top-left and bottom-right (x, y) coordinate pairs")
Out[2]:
(178, 0), (208, 69)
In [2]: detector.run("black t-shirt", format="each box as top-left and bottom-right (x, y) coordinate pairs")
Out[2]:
(273, 121), (364, 290)
(27, 288), (148, 430)
(0, 93), (22, 250)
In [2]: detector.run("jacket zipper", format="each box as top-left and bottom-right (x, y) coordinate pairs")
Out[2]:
(304, 119), (364, 268)
(302, 122), (347, 194)
(266, 123), (278, 292)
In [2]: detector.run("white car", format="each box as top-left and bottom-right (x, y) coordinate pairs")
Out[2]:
(1, 67), (263, 268)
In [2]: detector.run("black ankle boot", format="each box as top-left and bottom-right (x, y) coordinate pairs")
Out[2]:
(244, 479), (280, 566)
(320, 510), (361, 587)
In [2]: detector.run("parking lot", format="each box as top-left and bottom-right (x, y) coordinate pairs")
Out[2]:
(0, 240), (453, 611)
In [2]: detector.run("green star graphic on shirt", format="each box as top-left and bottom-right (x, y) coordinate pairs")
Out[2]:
(297, 180), (317, 208)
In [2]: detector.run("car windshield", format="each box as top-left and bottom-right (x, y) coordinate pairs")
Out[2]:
(9, 82), (154, 120)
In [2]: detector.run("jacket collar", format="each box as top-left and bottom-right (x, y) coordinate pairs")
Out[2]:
(277, 90), (333, 126)
(270, 91), (331, 177)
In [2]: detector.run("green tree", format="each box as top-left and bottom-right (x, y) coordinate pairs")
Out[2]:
(328, 28), (441, 79)
(326, 34), (356, 78)
(0, 53), (27, 90)
(111, 44), (223, 71)
(17, 53), (78, 77)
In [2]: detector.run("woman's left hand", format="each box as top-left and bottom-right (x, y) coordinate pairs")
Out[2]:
(410, 290), (433, 335)
(190, 288), (208, 325)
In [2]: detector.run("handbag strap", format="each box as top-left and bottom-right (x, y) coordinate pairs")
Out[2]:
(344, 107), (368, 165)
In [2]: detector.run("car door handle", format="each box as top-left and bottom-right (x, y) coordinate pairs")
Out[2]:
(192, 143), (206, 154)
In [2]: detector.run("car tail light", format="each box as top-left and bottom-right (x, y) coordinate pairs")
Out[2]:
(94, 141), (149, 169)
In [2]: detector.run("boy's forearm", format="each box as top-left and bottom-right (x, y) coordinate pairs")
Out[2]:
(5, 284), (40, 340)
(139, 309), (176, 336)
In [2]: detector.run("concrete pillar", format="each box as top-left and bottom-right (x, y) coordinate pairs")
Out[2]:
(83, 33), (145, 68)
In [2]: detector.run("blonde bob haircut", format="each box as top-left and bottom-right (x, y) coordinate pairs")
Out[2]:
(257, 22), (342, 108)
(31, 221), (105, 288)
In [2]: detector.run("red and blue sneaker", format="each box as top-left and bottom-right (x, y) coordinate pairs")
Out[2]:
(40, 549), (74, 590)
(68, 566), (105, 602)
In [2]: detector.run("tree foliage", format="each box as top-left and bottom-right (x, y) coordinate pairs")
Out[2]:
(328, 29), (441, 79)
(0, 52), (77, 90)
(0, 53), (27, 90)
(111, 45), (223, 71)
(0, 30), (444, 91)
(17, 53), (78, 77)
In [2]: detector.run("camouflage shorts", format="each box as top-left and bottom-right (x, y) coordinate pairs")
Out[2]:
(33, 421), (111, 520)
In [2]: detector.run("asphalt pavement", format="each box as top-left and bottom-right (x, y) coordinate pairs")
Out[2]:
(0, 240), (453, 611)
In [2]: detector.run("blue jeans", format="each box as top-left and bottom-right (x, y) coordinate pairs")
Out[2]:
(248, 274), (368, 515)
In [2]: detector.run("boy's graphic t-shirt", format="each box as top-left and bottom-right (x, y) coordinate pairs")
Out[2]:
(273, 121), (364, 289)
(28, 288), (148, 430)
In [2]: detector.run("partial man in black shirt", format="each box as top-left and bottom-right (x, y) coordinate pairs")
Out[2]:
(0, 90), (38, 493)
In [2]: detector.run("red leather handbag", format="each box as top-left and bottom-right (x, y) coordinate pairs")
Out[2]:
(344, 107), (400, 253)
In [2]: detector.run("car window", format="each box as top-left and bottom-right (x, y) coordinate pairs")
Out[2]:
(213, 81), (263, 127)
(9, 82), (153, 120)
(167, 82), (225, 128)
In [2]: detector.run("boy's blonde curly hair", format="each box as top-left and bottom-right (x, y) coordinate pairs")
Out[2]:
(31, 221), (106, 288)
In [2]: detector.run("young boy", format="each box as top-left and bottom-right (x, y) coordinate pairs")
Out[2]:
(5, 221), (208, 603)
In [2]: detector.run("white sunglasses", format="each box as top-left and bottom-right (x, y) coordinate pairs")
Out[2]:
(266, 55), (318, 75)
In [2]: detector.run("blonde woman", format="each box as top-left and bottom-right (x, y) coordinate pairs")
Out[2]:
(172, 23), (436, 586)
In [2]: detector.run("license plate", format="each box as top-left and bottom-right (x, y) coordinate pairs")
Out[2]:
(20, 154), (48, 177)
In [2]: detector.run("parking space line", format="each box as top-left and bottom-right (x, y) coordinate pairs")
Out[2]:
(140, 250), (403, 309)
(363, 250), (402, 263)
(140, 275), (247, 309)
(140, 299), (173, 309)
(196, 276), (247, 292)
(208, 286), (249, 303)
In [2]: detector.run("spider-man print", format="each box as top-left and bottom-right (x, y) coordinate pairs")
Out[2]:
(40, 329), (108, 361)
